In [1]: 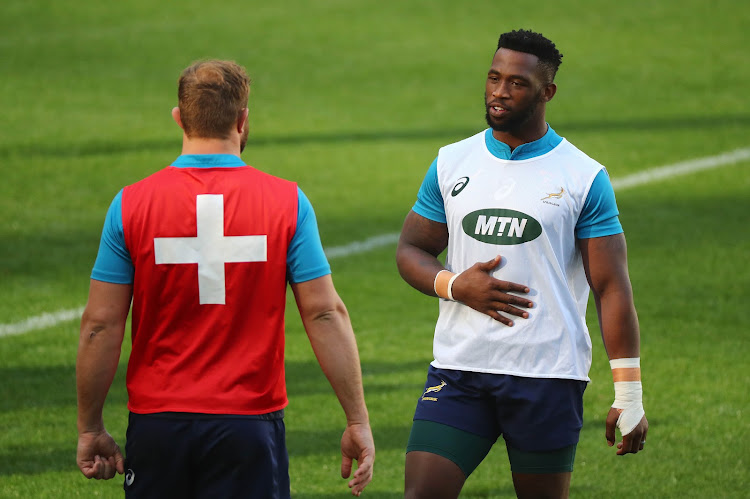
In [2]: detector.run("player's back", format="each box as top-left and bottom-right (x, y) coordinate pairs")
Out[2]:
(121, 162), (298, 416)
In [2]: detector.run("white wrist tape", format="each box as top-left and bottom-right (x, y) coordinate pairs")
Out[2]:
(433, 270), (458, 301)
(610, 358), (640, 370)
(610, 358), (644, 435)
(447, 272), (460, 301)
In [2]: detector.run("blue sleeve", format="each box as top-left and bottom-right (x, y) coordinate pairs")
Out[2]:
(287, 187), (332, 283)
(412, 158), (446, 223)
(91, 189), (135, 283)
(575, 169), (624, 239)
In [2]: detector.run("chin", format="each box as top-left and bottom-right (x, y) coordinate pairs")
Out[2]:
(485, 113), (509, 132)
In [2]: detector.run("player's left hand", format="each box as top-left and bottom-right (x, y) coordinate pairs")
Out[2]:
(340, 421), (375, 496)
(605, 407), (648, 455)
(77, 429), (125, 479)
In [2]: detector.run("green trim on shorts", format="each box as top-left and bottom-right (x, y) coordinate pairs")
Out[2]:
(406, 420), (494, 477)
(506, 443), (578, 474)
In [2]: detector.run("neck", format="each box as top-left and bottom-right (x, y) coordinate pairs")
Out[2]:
(491, 103), (549, 150)
(492, 120), (548, 151)
(180, 135), (242, 157)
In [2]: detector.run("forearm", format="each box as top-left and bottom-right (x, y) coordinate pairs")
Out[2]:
(303, 303), (369, 425)
(395, 242), (446, 297)
(396, 211), (449, 296)
(582, 234), (641, 360)
(596, 287), (641, 360)
(76, 310), (126, 433)
(76, 279), (132, 433)
(582, 234), (647, 448)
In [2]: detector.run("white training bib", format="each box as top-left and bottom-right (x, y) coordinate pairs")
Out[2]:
(432, 131), (605, 380)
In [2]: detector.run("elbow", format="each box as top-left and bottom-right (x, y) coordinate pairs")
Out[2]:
(81, 306), (112, 328)
(395, 242), (415, 282)
(395, 255), (407, 282)
(309, 300), (349, 325)
(297, 287), (350, 325)
(81, 310), (105, 337)
(79, 308), (124, 342)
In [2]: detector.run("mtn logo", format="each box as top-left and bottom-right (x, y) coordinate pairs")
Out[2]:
(461, 209), (542, 245)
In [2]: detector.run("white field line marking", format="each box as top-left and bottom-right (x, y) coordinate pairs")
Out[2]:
(2, 147), (748, 338)
(323, 232), (400, 259)
(610, 147), (750, 190)
(0, 306), (85, 338)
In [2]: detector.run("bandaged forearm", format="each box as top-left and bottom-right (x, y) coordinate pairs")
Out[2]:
(434, 270), (460, 301)
(610, 358), (644, 435)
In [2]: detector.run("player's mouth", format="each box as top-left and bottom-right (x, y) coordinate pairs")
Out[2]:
(487, 103), (508, 117)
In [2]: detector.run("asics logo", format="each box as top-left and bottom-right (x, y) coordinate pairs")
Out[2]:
(451, 177), (470, 197)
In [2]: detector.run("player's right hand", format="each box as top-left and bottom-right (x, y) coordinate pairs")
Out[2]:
(77, 429), (125, 480)
(452, 255), (533, 326)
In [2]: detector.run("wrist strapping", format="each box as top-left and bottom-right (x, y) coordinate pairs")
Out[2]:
(610, 357), (644, 435)
(434, 270), (459, 301)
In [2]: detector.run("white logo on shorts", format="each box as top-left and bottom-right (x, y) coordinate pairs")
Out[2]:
(125, 469), (135, 486)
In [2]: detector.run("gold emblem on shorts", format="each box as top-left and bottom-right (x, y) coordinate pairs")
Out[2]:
(421, 380), (447, 402)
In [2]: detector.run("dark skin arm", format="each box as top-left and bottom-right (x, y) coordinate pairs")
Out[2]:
(581, 233), (649, 455)
(396, 210), (533, 326)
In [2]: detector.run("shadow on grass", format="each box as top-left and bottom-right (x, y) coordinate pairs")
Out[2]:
(0, 356), (659, 477)
(293, 493), (402, 499)
(0, 424), (411, 477)
(0, 446), (80, 476)
(287, 424), (410, 457)
(0, 228), (100, 285)
(291, 483), (598, 499)
(0, 356), (426, 413)
(0, 364), (128, 413)
(286, 358), (429, 398)
(3, 113), (749, 159)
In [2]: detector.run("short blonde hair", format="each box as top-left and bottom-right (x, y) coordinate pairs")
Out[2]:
(177, 60), (250, 139)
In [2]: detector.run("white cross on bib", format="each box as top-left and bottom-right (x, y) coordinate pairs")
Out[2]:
(154, 194), (267, 304)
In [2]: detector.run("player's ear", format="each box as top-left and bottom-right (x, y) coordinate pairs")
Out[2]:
(542, 82), (557, 102)
(172, 107), (184, 130)
(237, 108), (249, 134)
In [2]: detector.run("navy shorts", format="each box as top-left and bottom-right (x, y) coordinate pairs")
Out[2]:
(123, 411), (290, 499)
(413, 366), (587, 452)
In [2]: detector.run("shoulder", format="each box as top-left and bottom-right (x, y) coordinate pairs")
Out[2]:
(211, 164), (300, 193)
(127, 165), (298, 193)
(438, 130), (486, 157)
(122, 167), (174, 198)
(435, 130), (488, 182)
(243, 165), (297, 186)
(296, 186), (313, 211)
(554, 139), (605, 171)
(124, 163), (196, 188)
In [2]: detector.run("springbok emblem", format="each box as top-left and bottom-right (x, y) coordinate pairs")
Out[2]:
(421, 380), (447, 401)
(541, 187), (565, 200)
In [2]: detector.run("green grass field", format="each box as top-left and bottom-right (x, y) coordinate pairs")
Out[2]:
(1, 0), (748, 497)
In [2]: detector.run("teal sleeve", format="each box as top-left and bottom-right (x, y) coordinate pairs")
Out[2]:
(412, 157), (446, 223)
(91, 189), (135, 283)
(287, 187), (331, 283)
(576, 169), (623, 239)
